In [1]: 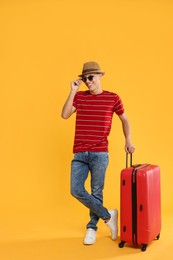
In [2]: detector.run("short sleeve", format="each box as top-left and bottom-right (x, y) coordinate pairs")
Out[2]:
(73, 92), (78, 109)
(113, 94), (125, 115)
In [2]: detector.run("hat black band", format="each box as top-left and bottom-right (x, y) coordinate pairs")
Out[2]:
(82, 68), (99, 73)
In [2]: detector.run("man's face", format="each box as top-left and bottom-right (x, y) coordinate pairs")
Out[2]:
(82, 74), (102, 93)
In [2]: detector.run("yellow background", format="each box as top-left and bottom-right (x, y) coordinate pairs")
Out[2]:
(0, 0), (173, 259)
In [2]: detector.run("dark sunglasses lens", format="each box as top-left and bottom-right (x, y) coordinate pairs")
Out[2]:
(82, 75), (94, 82)
(88, 75), (94, 81)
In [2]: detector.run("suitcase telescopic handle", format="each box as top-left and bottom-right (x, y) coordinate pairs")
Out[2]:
(126, 153), (143, 169)
(126, 152), (132, 168)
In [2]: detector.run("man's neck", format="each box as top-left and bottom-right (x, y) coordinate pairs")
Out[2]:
(89, 87), (103, 95)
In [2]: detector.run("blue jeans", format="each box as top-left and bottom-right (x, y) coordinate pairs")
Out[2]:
(70, 152), (111, 231)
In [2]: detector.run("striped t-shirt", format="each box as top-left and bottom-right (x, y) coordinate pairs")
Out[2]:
(73, 90), (124, 153)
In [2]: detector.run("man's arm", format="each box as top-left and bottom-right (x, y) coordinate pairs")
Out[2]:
(118, 112), (135, 153)
(61, 79), (82, 119)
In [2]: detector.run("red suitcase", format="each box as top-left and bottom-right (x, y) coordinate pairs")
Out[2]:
(119, 153), (161, 251)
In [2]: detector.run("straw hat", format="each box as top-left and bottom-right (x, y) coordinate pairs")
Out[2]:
(78, 61), (105, 77)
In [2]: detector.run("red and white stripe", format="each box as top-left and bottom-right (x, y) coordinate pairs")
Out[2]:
(73, 90), (124, 153)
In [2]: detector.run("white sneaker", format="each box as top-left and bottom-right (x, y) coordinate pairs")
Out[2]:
(105, 209), (118, 240)
(83, 228), (96, 245)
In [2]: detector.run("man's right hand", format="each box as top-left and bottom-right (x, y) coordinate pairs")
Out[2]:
(70, 79), (82, 91)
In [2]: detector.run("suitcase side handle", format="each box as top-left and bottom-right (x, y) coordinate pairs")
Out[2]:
(126, 152), (132, 168)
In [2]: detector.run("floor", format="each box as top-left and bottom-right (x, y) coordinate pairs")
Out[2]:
(0, 213), (172, 260)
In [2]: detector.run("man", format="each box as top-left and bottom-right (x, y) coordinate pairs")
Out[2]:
(61, 61), (135, 245)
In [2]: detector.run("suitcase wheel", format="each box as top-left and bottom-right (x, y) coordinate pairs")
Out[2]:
(141, 244), (147, 252)
(156, 233), (160, 240)
(119, 241), (125, 248)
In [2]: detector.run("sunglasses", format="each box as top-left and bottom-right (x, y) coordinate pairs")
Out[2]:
(82, 75), (95, 83)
